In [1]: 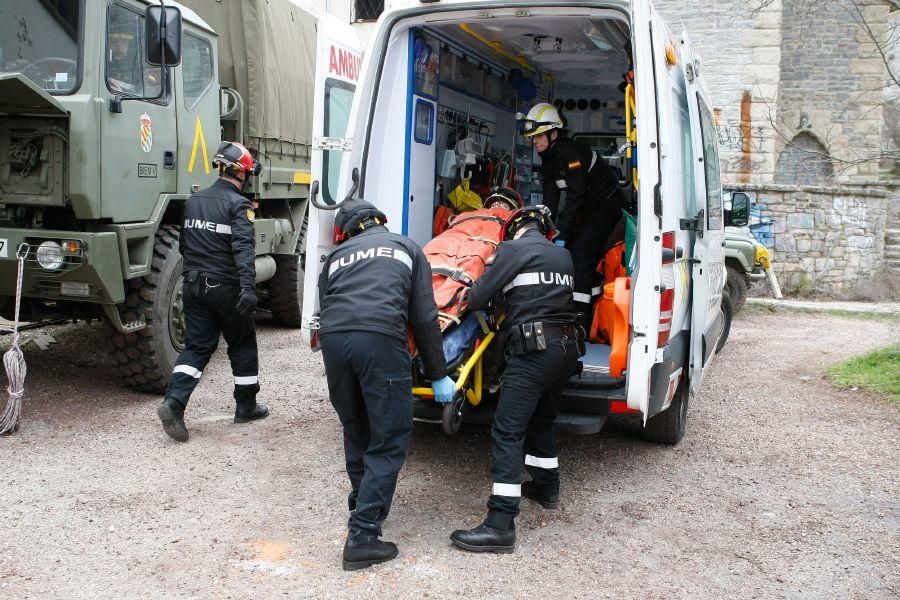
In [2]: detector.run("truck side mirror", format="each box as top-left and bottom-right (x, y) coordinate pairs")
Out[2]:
(727, 192), (750, 227)
(146, 4), (183, 67)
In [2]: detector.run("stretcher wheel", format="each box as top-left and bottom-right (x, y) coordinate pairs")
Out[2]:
(441, 392), (465, 435)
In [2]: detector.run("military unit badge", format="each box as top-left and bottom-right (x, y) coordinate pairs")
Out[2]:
(140, 113), (153, 153)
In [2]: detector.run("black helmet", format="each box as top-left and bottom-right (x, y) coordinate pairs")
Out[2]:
(333, 200), (388, 245)
(500, 204), (555, 241)
(483, 186), (523, 211)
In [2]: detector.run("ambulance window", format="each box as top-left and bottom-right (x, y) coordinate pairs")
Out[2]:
(323, 79), (355, 204)
(677, 98), (696, 211)
(182, 33), (213, 109)
(697, 96), (722, 230)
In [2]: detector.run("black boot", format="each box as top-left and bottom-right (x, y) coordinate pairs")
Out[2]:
(157, 397), (188, 442)
(522, 481), (560, 509)
(450, 523), (515, 553)
(234, 400), (269, 424)
(342, 534), (398, 571)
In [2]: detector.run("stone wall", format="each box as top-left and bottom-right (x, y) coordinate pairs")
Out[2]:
(775, 0), (890, 183)
(729, 183), (895, 296)
(655, 0), (782, 183)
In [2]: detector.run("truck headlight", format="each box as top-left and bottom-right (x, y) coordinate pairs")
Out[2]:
(36, 240), (65, 271)
(755, 243), (771, 271)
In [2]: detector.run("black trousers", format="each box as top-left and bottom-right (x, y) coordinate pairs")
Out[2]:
(319, 331), (413, 541)
(485, 338), (579, 530)
(166, 277), (259, 408)
(569, 200), (622, 325)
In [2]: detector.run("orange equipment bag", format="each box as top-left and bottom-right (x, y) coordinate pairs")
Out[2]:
(608, 276), (630, 378)
(589, 275), (630, 378)
(590, 241), (627, 343)
(423, 207), (512, 330)
(433, 205), (456, 238)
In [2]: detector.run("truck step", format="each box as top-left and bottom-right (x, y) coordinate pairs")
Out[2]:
(554, 413), (608, 435)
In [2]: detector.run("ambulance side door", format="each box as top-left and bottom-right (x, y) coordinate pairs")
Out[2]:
(300, 13), (362, 346)
(626, 0), (665, 417)
(681, 31), (726, 393)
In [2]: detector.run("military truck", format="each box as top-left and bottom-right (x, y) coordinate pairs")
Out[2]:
(723, 190), (772, 313)
(0, 0), (355, 392)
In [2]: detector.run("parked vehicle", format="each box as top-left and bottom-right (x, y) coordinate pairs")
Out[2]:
(723, 190), (779, 313)
(0, 0), (354, 392)
(302, 0), (729, 444)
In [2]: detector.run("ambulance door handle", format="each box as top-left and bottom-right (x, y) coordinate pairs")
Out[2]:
(164, 151), (175, 169)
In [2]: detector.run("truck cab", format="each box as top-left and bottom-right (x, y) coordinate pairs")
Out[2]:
(0, 0), (314, 392)
(301, 0), (726, 444)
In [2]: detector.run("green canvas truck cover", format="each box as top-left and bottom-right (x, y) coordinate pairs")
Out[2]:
(180, 0), (317, 146)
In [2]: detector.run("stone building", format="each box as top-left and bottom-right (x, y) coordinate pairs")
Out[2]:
(655, 0), (898, 297)
(358, 0), (899, 296)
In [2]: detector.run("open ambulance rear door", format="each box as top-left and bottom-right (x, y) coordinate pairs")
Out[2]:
(300, 14), (363, 347)
(681, 31), (726, 394)
(625, 0), (665, 419)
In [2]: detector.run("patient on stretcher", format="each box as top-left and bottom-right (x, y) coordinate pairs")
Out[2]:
(424, 188), (521, 364)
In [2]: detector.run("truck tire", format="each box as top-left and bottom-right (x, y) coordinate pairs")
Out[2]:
(267, 253), (304, 327)
(641, 372), (689, 445)
(106, 225), (184, 393)
(266, 216), (307, 327)
(725, 264), (748, 314)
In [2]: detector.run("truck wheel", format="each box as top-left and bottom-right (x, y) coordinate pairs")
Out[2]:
(267, 254), (304, 327)
(725, 264), (748, 314)
(641, 372), (689, 445)
(266, 219), (306, 327)
(106, 225), (184, 393)
(715, 292), (734, 354)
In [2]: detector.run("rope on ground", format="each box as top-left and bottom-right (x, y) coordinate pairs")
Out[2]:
(0, 243), (28, 434)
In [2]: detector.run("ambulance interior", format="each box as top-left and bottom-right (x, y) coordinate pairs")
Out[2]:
(363, 11), (637, 392)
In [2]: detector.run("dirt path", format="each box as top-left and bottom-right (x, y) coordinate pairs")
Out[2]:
(0, 312), (897, 599)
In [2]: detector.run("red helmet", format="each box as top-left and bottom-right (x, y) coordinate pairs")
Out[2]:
(212, 141), (261, 175)
(500, 205), (555, 241)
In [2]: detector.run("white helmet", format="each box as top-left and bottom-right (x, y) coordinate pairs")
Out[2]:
(517, 102), (564, 138)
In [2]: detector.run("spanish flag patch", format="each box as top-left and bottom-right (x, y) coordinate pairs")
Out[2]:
(567, 160), (582, 170)
(247, 209), (255, 222)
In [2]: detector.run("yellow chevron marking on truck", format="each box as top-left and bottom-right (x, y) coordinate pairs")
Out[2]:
(188, 117), (210, 174)
(293, 171), (311, 184)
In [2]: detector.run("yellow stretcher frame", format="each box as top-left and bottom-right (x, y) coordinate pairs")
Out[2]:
(412, 314), (503, 407)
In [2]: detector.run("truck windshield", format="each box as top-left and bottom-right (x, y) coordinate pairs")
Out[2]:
(0, 1), (82, 95)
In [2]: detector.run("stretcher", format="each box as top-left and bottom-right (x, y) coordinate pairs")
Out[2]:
(412, 207), (512, 433)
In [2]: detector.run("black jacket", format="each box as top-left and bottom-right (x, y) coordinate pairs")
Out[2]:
(539, 136), (620, 242)
(180, 178), (256, 290)
(468, 229), (576, 328)
(317, 225), (448, 380)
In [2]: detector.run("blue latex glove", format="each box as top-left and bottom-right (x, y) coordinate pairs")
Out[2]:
(554, 239), (567, 247)
(432, 376), (456, 404)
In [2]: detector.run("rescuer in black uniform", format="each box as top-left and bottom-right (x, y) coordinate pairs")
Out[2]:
(156, 141), (268, 443)
(317, 200), (455, 571)
(519, 102), (625, 325)
(450, 205), (580, 554)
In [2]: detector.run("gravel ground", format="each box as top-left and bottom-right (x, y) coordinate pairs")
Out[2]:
(0, 311), (897, 599)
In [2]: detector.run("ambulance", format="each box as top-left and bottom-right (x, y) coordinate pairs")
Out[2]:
(302, 0), (730, 444)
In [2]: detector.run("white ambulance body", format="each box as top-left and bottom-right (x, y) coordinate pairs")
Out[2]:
(303, 1), (728, 444)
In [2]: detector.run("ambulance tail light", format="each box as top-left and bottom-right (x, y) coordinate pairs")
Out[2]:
(658, 231), (676, 346)
(658, 287), (674, 346)
(661, 231), (676, 264)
